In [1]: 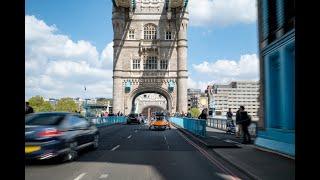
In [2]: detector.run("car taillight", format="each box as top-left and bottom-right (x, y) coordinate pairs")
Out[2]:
(38, 129), (63, 137)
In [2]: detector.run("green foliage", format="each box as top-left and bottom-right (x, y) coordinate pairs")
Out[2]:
(55, 97), (78, 112)
(28, 95), (53, 112)
(190, 108), (201, 118)
(96, 98), (112, 106)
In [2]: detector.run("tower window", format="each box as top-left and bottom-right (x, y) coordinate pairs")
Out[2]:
(144, 56), (157, 70)
(165, 31), (172, 40)
(144, 24), (157, 40)
(128, 29), (135, 39)
(132, 59), (140, 70)
(160, 59), (168, 69)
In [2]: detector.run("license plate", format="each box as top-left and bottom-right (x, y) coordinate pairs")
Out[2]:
(25, 146), (41, 153)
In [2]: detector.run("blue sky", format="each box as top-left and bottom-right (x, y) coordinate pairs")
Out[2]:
(25, 0), (259, 99)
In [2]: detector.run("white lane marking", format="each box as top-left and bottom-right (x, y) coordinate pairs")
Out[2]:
(224, 139), (241, 145)
(111, 145), (120, 151)
(99, 174), (109, 179)
(134, 130), (138, 133)
(127, 135), (132, 139)
(210, 135), (221, 139)
(163, 135), (169, 150)
(74, 173), (87, 180)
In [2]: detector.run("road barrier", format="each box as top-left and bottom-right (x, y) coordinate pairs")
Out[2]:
(206, 117), (257, 136)
(170, 117), (207, 137)
(88, 116), (127, 127)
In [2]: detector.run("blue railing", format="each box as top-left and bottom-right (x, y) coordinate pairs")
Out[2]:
(170, 117), (206, 137)
(88, 116), (127, 127)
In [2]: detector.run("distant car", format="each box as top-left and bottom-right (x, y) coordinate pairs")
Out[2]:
(127, 113), (140, 124)
(25, 112), (99, 162)
(149, 113), (171, 130)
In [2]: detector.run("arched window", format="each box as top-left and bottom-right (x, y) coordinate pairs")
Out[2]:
(144, 24), (157, 40)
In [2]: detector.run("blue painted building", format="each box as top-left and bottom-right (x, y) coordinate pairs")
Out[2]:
(255, 0), (295, 157)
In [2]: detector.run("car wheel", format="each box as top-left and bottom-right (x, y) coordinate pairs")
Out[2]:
(63, 142), (78, 162)
(149, 126), (152, 130)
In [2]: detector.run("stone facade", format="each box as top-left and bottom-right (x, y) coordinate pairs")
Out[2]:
(112, 0), (188, 115)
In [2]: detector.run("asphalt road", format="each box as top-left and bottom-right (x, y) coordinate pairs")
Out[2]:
(25, 124), (251, 180)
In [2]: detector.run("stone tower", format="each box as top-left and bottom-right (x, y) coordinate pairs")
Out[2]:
(112, 0), (188, 115)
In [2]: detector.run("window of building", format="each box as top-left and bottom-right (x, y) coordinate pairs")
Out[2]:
(128, 29), (135, 39)
(144, 56), (158, 70)
(160, 59), (168, 69)
(144, 24), (157, 40)
(165, 31), (172, 40)
(132, 59), (140, 70)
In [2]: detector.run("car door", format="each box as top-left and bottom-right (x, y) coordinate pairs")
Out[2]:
(76, 115), (94, 144)
(62, 115), (87, 146)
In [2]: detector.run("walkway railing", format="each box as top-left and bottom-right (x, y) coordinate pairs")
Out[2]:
(88, 116), (127, 127)
(170, 117), (207, 137)
(206, 117), (257, 136)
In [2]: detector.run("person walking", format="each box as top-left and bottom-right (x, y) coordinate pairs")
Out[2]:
(235, 107), (242, 138)
(237, 106), (252, 144)
(25, 102), (34, 115)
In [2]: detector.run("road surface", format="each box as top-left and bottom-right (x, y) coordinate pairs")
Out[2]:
(25, 124), (251, 180)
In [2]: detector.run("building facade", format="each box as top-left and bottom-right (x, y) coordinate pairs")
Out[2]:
(187, 89), (208, 113)
(256, 0), (295, 157)
(112, 0), (189, 115)
(208, 81), (260, 120)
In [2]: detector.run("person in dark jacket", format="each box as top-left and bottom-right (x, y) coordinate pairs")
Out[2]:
(237, 106), (251, 144)
(25, 102), (34, 114)
(198, 108), (208, 120)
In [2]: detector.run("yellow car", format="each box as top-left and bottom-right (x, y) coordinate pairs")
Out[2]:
(149, 113), (171, 130)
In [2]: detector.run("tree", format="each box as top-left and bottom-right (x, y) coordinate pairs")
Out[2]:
(55, 97), (78, 112)
(28, 95), (54, 112)
(190, 107), (201, 118)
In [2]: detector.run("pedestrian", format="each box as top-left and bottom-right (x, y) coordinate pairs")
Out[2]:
(117, 111), (120, 116)
(226, 108), (233, 120)
(25, 102), (34, 114)
(198, 108), (208, 120)
(237, 106), (252, 144)
(235, 107), (242, 138)
(120, 112), (123, 116)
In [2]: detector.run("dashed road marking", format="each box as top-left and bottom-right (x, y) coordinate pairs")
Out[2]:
(111, 145), (120, 151)
(99, 174), (109, 179)
(224, 139), (241, 145)
(210, 135), (221, 139)
(134, 130), (138, 133)
(127, 135), (132, 139)
(74, 173), (86, 180)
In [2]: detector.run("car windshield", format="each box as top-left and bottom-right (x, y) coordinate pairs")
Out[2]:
(155, 115), (166, 121)
(25, 114), (66, 125)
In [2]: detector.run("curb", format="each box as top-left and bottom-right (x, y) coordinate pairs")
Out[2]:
(172, 123), (260, 180)
(252, 145), (295, 160)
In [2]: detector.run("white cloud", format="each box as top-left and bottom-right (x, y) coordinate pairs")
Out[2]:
(25, 15), (114, 100)
(188, 0), (257, 27)
(188, 77), (214, 92)
(192, 54), (259, 84)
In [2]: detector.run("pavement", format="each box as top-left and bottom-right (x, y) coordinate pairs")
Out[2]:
(173, 125), (295, 180)
(25, 123), (252, 180)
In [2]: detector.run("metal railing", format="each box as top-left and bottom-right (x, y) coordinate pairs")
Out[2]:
(206, 117), (257, 136)
(170, 117), (207, 137)
(88, 116), (127, 127)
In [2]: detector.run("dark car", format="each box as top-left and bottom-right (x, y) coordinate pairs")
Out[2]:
(127, 113), (140, 124)
(25, 112), (99, 162)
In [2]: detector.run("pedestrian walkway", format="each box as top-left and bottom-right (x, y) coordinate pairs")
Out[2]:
(205, 127), (295, 180)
